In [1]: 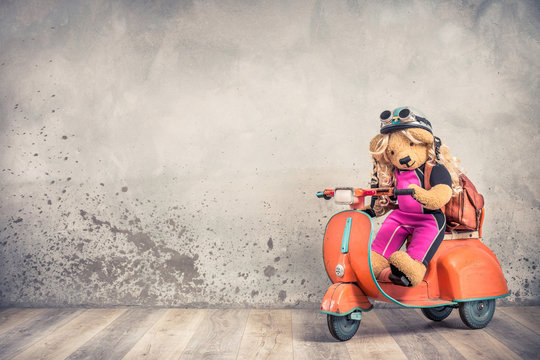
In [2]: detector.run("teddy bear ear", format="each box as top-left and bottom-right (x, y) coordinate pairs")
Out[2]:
(408, 128), (434, 145)
(369, 134), (385, 153)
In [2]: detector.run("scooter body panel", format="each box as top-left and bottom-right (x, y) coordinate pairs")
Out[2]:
(320, 283), (373, 315)
(436, 239), (508, 301)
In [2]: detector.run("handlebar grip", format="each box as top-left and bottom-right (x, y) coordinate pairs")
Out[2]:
(394, 188), (415, 196)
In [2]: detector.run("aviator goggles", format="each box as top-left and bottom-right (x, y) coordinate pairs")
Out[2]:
(379, 106), (433, 135)
(380, 107), (416, 125)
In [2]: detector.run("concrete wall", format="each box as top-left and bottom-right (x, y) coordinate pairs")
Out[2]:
(0, 0), (538, 307)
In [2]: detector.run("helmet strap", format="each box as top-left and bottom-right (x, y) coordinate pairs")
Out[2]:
(434, 136), (442, 160)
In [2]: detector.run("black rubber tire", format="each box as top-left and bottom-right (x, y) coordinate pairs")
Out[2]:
(458, 299), (496, 329)
(421, 306), (453, 322)
(327, 314), (361, 341)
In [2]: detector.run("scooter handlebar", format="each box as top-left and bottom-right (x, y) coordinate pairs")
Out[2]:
(316, 187), (414, 199)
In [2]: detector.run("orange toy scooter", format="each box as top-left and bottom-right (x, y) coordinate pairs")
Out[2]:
(316, 187), (508, 341)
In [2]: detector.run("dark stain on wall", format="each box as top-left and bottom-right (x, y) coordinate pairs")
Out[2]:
(127, 232), (155, 252)
(264, 266), (276, 278)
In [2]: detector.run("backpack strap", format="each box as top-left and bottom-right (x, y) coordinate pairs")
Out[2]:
(424, 162), (434, 190)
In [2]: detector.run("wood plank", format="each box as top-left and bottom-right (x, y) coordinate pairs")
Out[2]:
(376, 308), (466, 360)
(12, 308), (126, 360)
(122, 309), (206, 360)
(179, 309), (249, 360)
(291, 310), (351, 360)
(482, 307), (540, 359)
(416, 309), (521, 360)
(0, 308), (83, 359)
(65, 309), (166, 360)
(345, 312), (407, 360)
(498, 306), (540, 334)
(0, 308), (45, 336)
(236, 309), (293, 360)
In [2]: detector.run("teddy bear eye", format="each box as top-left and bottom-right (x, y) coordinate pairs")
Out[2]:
(390, 150), (395, 155)
(410, 142), (414, 146)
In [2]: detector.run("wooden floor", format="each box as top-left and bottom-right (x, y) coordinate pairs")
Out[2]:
(0, 306), (538, 359)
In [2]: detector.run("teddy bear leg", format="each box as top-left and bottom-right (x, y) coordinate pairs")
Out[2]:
(388, 251), (426, 287)
(370, 251), (389, 278)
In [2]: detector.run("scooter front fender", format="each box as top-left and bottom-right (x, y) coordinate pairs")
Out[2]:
(320, 283), (373, 316)
(323, 211), (380, 297)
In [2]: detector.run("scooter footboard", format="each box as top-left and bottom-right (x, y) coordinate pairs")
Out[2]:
(320, 283), (373, 316)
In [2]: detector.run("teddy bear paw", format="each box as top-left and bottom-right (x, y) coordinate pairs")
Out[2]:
(388, 251), (426, 287)
(371, 251), (389, 278)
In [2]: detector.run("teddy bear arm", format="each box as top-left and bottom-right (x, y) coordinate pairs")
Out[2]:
(418, 184), (452, 210)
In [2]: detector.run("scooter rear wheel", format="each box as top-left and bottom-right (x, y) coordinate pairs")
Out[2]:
(459, 299), (496, 329)
(327, 314), (360, 341)
(421, 306), (453, 322)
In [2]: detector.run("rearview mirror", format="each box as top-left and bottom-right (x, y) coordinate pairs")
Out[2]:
(334, 188), (354, 205)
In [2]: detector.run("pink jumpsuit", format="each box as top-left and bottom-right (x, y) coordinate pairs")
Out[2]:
(371, 164), (449, 266)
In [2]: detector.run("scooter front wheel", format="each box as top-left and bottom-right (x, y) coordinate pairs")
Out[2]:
(327, 314), (361, 341)
(459, 299), (496, 329)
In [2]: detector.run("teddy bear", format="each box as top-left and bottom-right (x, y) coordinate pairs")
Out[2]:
(356, 107), (461, 287)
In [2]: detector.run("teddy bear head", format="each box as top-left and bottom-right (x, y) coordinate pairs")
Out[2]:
(369, 128), (434, 171)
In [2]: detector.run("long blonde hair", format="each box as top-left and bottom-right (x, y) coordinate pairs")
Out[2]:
(370, 129), (462, 216)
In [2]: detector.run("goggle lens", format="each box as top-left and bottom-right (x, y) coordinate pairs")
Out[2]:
(398, 108), (410, 119)
(380, 110), (392, 124)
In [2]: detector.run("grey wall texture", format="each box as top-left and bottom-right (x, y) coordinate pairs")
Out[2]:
(0, 0), (539, 307)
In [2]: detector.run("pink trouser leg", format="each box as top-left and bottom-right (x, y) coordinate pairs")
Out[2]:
(405, 214), (445, 265)
(372, 210), (444, 266)
(371, 211), (411, 259)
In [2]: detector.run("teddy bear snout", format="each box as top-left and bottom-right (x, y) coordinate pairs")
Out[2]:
(399, 155), (412, 166)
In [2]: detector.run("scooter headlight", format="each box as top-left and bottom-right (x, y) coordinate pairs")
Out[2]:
(335, 264), (345, 278)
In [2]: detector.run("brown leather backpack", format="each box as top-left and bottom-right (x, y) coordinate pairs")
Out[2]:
(425, 164), (484, 231)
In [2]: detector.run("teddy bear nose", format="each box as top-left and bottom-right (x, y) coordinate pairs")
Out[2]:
(399, 156), (411, 165)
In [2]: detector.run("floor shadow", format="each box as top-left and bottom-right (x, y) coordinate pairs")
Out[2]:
(296, 310), (473, 342)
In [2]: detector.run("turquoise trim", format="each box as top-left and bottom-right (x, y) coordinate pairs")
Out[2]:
(366, 214), (457, 308)
(341, 217), (353, 253)
(316, 192), (324, 198)
(320, 305), (373, 317)
(453, 293), (509, 302)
